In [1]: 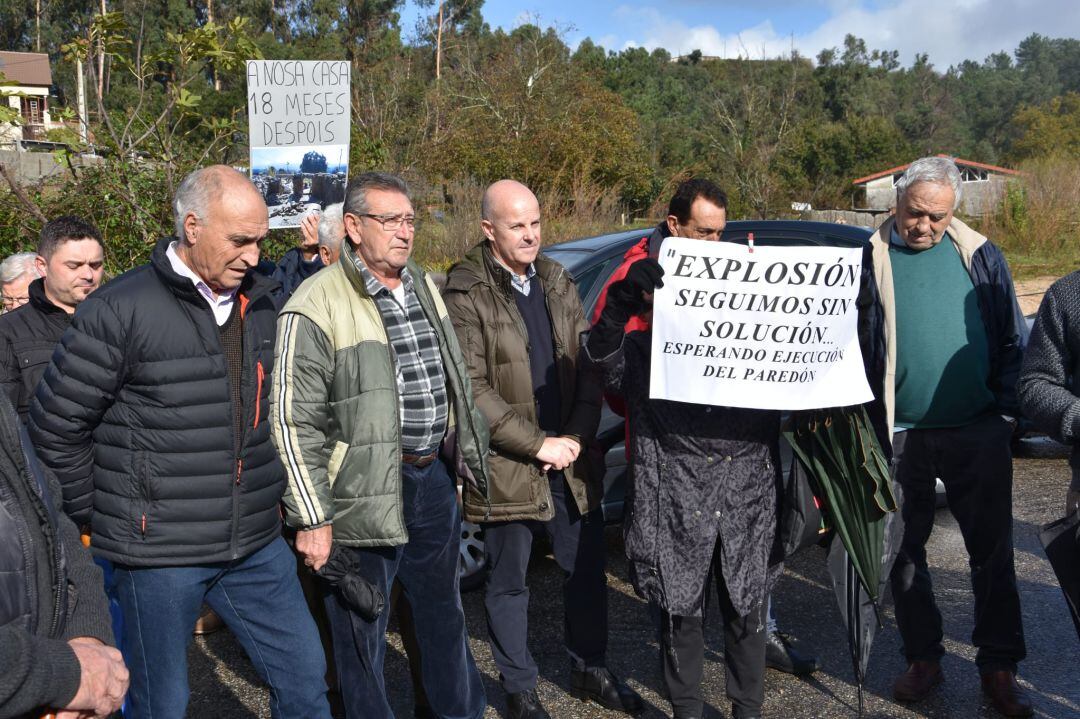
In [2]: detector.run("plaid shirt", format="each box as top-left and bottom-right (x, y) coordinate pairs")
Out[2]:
(355, 258), (449, 453)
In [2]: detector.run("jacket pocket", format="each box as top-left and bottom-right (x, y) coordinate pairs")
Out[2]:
(136, 451), (153, 539)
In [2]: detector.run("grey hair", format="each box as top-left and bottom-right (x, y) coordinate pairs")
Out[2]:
(0, 252), (41, 284)
(173, 166), (253, 240)
(342, 172), (410, 218)
(317, 203), (345, 249)
(896, 156), (963, 210)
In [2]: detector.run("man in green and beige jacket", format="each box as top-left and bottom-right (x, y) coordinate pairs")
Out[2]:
(271, 172), (491, 719)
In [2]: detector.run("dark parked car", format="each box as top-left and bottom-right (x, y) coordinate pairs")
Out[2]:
(457, 220), (943, 589)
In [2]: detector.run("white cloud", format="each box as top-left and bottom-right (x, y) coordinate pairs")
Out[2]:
(608, 0), (1080, 67)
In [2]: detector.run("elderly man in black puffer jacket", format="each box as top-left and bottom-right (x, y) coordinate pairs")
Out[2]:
(29, 166), (331, 719)
(0, 393), (127, 719)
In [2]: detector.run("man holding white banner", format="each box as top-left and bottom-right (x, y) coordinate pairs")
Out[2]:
(585, 189), (885, 719)
(586, 253), (780, 719)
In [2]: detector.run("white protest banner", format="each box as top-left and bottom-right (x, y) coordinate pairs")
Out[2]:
(246, 60), (351, 228)
(649, 237), (873, 410)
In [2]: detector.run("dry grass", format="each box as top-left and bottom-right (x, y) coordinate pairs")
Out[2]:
(977, 157), (1080, 280)
(410, 176), (632, 270)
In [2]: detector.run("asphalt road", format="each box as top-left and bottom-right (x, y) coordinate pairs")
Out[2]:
(186, 439), (1080, 718)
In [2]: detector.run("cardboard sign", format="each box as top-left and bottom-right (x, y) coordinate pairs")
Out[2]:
(649, 237), (873, 410)
(246, 60), (351, 228)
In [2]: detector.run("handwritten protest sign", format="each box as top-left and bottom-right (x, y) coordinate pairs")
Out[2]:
(246, 60), (351, 228)
(649, 237), (873, 410)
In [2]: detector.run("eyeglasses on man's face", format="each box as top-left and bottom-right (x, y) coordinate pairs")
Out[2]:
(1, 294), (29, 310)
(358, 213), (418, 232)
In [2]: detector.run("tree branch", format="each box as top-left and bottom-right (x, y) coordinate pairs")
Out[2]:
(0, 164), (48, 224)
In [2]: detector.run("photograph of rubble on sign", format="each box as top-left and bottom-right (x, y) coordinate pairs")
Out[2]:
(250, 145), (348, 228)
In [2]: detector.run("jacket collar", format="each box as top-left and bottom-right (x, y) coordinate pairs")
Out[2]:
(27, 277), (69, 317)
(150, 236), (279, 309)
(646, 222), (671, 259)
(339, 239), (427, 299)
(874, 215), (988, 271)
(447, 241), (568, 299)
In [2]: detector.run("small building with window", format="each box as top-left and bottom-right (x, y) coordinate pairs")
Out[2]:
(852, 155), (1022, 216)
(0, 51), (59, 148)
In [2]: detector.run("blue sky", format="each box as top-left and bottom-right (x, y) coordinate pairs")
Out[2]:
(400, 0), (1080, 68)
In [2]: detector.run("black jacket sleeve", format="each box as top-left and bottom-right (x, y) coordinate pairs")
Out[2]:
(0, 625), (81, 719)
(51, 477), (114, 645)
(0, 333), (19, 421)
(28, 296), (127, 526)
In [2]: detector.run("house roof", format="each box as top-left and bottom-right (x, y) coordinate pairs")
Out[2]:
(852, 155), (1022, 186)
(0, 51), (52, 87)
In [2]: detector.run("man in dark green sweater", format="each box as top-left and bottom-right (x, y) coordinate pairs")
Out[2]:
(868, 157), (1031, 717)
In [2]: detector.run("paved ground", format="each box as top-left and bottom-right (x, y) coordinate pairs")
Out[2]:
(187, 439), (1080, 718)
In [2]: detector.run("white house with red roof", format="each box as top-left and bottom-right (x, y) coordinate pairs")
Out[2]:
(852, 155), (1022, 216)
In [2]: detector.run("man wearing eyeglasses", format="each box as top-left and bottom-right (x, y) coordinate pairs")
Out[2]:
(0, 252), (41, 313)
(272, 171), (492, 719)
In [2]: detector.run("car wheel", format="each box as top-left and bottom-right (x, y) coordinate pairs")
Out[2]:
(459, 519), (487, 592)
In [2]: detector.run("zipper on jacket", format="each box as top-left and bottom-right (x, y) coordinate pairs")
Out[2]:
(140, 513), (147, 536)
(254, 361), (264, 429)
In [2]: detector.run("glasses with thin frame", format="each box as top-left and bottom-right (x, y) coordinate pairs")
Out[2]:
(356, 213), (418, 232)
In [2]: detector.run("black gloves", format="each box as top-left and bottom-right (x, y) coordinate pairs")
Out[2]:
(587, 258), (665, 358)
(606, 258), (664, 318)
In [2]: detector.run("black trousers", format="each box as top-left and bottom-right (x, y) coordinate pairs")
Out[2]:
(481, 472), (608, 693)
(889, 414), (1027, 673)
(658, 540), (767, 719)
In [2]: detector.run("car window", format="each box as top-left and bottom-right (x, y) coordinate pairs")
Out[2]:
(569, 261), (607, 303)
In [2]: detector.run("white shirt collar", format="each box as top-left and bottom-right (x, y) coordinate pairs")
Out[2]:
(166, 241), (237, 325)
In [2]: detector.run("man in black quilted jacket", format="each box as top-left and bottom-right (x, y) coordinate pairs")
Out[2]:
(0, 215), (104, 423)
(28, 165), (331, 719)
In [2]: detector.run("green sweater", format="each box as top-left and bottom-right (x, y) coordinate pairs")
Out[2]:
(891, 236), (995, 428)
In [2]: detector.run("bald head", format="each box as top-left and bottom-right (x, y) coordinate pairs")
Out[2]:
(173, 164), (268, 293)
(481, 180), (542, 275)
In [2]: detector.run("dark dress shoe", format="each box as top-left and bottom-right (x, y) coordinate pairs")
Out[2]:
(570, 666), (644, 714)
(893, 660), (944, 702)
(765, 631), (817, 676)
(981, 670), (1034, 717)
(506, 688), (551, 719)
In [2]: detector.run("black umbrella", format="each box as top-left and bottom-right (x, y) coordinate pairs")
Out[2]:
(1038, 511), (1080, 640)
(785, 406), (900, 716)
(316, 545), (386, 622)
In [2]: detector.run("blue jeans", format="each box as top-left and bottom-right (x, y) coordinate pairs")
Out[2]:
(114, 536), (331, 719)
(323, 459), (485, 719)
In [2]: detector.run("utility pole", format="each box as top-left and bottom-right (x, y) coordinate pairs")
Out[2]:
(35, 0), (41, 52)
